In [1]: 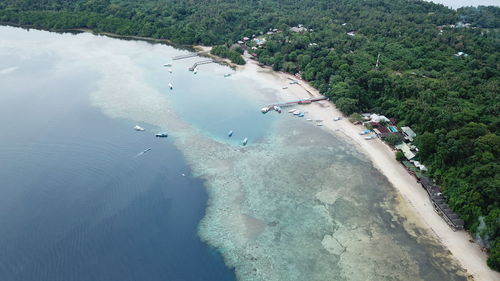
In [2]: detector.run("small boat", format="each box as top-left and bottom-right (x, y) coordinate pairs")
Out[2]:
(169, 83), (173, 90)
(133, 125), (145, 131)
(228, 130), (233, 137)
(168, 69), (172, 73)
(298, 113), (305, 117)
(365, 135), (376, 140)
(224, 73), (232, 77)
(334, 117), (342, 121)
(194, 68), (198, 74)
(261, 107), (270, 113)
(359, 130), (371, 135)
(293, 111), (301, 116)
(163, 63), (172, 67)
(288, 109), (296, 113)
(242, 137), (248, 146)
(289, 80), (298, 85)
(315, 120), (323, 122)
(273, 105), (282, 113)
(155, 132), (168, 137)
(282, 86), (288, 89)
(306, 118), (313, 121)
(317, 123), (323, 126)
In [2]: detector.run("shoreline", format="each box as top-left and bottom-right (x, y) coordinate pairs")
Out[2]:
(235, 58), (499, 281)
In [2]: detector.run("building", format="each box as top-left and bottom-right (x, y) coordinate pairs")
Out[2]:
(401, 126), (416, 142)
(395, 143), (416, 160)
(370, 114), (390, 123)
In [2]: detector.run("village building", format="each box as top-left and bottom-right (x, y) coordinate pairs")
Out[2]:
(395, 143), (416, 160)
(401, 126), (416, 142)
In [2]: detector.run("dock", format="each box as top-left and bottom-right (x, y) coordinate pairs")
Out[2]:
(267, 96), (328, 108)
(188, 59), (215, 71)
(172, 53), (199, 60)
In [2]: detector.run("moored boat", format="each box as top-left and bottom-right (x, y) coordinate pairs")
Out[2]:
(134, 125), (145, 131)
(155, 132), (168, 137)
(228, 130), (233, 137)
(169, 83), (173, 89)
(163, 63), (172, 67)
(288, 109), (296, 113)
(242, 137), (248, 146)
(224, 73), (231, 77)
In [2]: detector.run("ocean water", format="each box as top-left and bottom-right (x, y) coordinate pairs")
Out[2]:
(0, 26), (235, 281)
(0, 26), (468, 281)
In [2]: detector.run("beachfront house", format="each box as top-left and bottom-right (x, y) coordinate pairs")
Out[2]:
(401, 126), (417, 142)
(395, 143), (416, 160)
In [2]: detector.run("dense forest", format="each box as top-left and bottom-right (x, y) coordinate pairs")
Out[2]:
(0, 0), (498, 270)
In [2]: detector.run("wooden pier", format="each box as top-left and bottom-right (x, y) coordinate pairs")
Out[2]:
(188, 59), (215, 71)
(172, 53), (199, 60)
(268, 96), (328, 108)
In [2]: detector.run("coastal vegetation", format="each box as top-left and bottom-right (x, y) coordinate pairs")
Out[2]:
(210, 45), (246, 65)
(0, 0), (498, 270)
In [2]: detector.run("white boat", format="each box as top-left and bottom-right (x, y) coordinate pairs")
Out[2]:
(293, 111), (301, 115)
(365, 135), (376, 140)
(228, 130), (233, 137)
(168, 69), (172, 73)
(224, 73), (232, 77)
(169, 83), (173, 89)
(282, 86), (288, 89)
(306, 118), (313, 121)
(317, 123), (323, 126)
(334, 117), (342, 121)
(288, 109), (296, 113)
(133, 125), (145, 131)
(163, 63), (172, 67)
(242, 137), (248, 146)
(194, 68), (198, 74)
(261, 107), (270, 113)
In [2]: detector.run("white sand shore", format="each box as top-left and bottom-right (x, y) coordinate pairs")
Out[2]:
(233, 58), (499, 281)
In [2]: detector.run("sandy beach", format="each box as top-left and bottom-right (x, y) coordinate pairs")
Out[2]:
(230, 57), (499, 281)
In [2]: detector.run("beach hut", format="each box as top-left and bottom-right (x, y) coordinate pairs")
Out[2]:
(401, 126), (417, 142)
(395, 143), (415, 160)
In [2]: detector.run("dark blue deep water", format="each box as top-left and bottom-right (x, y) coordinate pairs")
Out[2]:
(0, 27), (235, 281)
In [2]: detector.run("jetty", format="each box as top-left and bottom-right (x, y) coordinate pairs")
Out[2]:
(261, 96), (328, 113)
(189, 59), (215, 71)
(172, 53), (199, 60)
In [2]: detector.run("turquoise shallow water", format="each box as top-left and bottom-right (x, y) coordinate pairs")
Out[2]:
(0, 25), (469, 281)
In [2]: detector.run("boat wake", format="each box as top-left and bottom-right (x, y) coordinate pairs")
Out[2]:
(135, 148), (152, 157)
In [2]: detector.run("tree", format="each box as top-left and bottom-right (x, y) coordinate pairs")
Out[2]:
(396, 151), (405, 161)
(336, 97), (358, 115)
(383, 134), (403, 146)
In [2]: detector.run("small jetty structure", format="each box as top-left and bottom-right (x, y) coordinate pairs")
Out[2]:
(172, 53), (200, 60)
(261, 96), (328, 113)
(189, 59), (215, 71)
